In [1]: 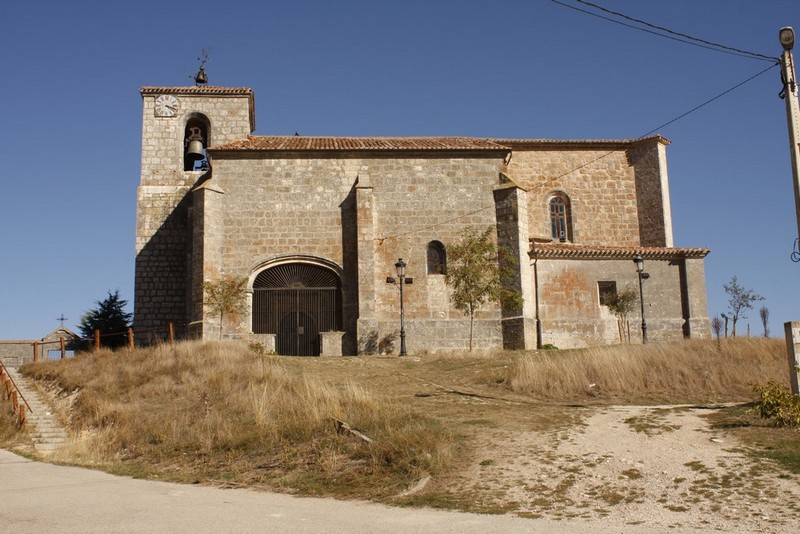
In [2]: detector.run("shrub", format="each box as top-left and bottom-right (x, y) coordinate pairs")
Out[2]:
(752, 382), (800, 427)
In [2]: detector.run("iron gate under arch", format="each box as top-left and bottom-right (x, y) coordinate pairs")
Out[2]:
(252, 262), (342, 356)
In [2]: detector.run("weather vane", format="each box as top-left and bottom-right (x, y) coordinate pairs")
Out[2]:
(194, 48), (210, 86)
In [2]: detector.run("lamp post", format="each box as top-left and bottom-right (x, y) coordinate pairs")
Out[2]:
(633, 254), (650, 344)
(395, 258), (408, 356)
(530, 241), (543, 349)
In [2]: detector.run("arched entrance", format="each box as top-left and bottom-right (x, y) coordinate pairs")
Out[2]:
(252, 262), (342, 356)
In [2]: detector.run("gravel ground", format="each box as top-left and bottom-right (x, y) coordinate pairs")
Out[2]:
(451, 404), (800, 533)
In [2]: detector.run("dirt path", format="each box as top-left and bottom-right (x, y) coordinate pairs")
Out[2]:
(450, 404), (800, 533)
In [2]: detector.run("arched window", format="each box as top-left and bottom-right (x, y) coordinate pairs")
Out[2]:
(549, 193), (572, 242)
(427, 241), (447, 275)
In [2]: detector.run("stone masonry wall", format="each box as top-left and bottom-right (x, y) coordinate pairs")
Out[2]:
(204, 152), (508, 353)
(135, 89), (253, 336)
(628, 140), (673, 247)
(507, 139), (670, 248)
(535, 257), (696, 348)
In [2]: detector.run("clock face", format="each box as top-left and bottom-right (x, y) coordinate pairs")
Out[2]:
(154, 94), (180, 117)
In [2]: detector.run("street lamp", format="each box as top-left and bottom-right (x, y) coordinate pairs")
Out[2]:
(388, 258), (409, 356)
(633, 254), (650, 344)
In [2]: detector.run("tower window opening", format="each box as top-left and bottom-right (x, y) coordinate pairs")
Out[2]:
(184, 118), (209, 171)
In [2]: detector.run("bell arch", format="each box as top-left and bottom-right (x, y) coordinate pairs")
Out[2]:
(184, 113), (210, 171)
(250, 257), (343, 356)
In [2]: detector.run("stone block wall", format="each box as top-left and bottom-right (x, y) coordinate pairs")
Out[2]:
(203, 152), (512, 353)
(135, 88), (253, 335)
(0, 342), (32, 367)
(535, 255), (708, 348)
(505, 138), (671, 247)
(134, 85), (707, 354)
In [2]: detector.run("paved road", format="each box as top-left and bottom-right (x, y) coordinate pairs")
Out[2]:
(0, 449), (650, 533)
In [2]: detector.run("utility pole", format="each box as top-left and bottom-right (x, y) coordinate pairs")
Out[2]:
(779, 27), (800, 242)
(779, 27), (800, 395)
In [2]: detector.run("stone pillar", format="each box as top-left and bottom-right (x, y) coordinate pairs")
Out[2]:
(320, 331), (345, 356)
(493, 176), (535, 350)
(784, 322), (800, 395)
(190, 182), (226, 339)
(681, 257), (711, 339)
(355, 175), (379, 353)
(251, 334), (276, 354)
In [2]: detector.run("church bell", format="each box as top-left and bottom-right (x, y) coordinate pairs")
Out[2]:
(185, 126), (205, 161)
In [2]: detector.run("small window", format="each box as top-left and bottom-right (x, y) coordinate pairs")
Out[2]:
(549, 193), (572, 242)
(598, 281), (617, 306)
(427, 241), (447, 275)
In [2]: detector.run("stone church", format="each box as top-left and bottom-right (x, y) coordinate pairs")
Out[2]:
(135, 83), (710, 355)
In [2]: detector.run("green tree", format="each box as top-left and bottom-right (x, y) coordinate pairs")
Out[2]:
(79, 290), (132, 349)
(445, 226), (523, 351)
(606, 286), (638, 343)
(723, 276), (764, 337)
(204, 275), (248, 339)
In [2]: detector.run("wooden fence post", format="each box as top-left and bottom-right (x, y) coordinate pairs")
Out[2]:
(168, 322), (175, 346)
(60, 337), (66, 359)
(95, 330), (101, 351)
(33, 341), (39, 363)
(128, 328), (135, 350)
(19, 405), (25, 429)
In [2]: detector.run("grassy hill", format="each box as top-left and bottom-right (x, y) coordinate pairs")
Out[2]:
(3, 338), (797, 510)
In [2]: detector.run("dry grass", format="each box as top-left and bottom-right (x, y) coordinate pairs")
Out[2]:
(0, 400), (27, 447)
(4, 337), (797, 516)
(504, 338), (788, 403)
(20, 340), (454, 497)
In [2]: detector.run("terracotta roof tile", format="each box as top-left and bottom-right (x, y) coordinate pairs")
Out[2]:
(529, 243), (709, 260)
(211, 135), (510, 152)
(493, 135), (670, 148)
(211, 135), (669, 153)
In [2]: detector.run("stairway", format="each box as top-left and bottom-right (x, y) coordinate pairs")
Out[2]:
(4, 367), (68, 452)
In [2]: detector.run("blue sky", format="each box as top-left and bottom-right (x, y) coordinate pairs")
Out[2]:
(0, 0), (797, 340)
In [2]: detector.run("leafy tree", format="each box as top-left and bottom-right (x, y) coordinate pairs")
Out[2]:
(723, 276), (764, 337)
(606, 286), (638, 343)
(445, 226), (523, 351)
(204, 275), (247, 339)
(79, 290), (132, 348)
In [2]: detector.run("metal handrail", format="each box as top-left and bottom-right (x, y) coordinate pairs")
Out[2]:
(0, 359), (33, 414)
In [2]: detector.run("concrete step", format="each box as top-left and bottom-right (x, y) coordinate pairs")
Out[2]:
(4, 367), (69, 452)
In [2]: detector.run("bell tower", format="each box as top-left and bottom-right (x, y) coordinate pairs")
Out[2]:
(135, 79), (254, 337)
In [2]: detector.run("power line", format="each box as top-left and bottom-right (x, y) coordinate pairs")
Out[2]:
(636, 62), (779, 139)
(376, 63), (778, 243)
(552, 0), (778, 63)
